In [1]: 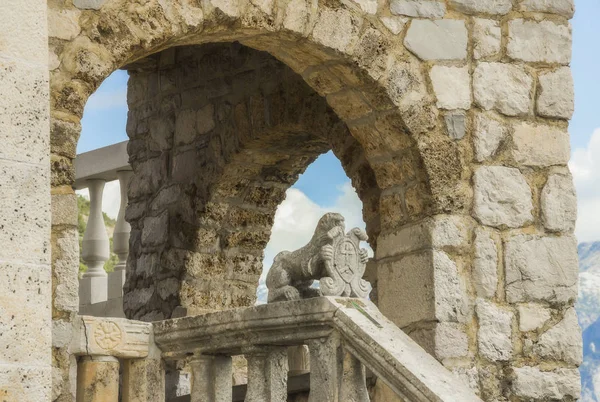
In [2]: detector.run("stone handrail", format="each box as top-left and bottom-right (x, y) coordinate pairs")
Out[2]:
(75, 141), (132, 313)
(154, 297), (482, 402)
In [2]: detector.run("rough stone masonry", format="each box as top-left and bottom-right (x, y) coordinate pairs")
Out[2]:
(0, 0), (581, 400)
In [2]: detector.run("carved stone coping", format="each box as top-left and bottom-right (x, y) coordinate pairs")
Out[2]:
(71, 316), (152, 359)
(154, 298), (482, 402)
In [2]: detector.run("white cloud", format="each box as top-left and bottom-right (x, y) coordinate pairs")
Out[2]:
(84, 88), (128, 111)
(570, 128), (600, 243)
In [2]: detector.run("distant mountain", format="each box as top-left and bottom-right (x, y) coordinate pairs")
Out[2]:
(578, 241), (600, 401)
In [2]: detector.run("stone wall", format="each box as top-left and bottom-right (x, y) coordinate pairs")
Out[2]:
(123, 43), (385, 319)
(44, 0), (581, 400)
(0, 0), (52, 400)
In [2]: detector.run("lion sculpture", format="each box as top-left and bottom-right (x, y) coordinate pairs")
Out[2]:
(266, 212), (370, 303)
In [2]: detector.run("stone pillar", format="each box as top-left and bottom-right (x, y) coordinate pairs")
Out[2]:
(80, 179), (110, 305)
(189, 354), (232, 402)
(307, 335), (343, 402)
(122, 357), (165, 402)
(245, 347), (289, 402)
(109, 170), (133, 300)
(76, 356), (120, 402)
(0, 1), (52, 400)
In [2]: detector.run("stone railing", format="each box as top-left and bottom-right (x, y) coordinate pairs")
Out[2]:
(154, 297), (482, 402)
(75, 141), (132, 317)
(70, 300), (481, 401)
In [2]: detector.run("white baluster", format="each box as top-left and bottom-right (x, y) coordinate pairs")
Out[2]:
(79, 179), (110, 305)
(108, 170), (133, 300)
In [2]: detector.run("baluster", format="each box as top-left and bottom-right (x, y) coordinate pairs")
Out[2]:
(190, 354), (232, 402)
(108, 170), (133, 300)
(245, 346), (288, 402)
(307, 335), (369, 402)
(287, 345), (310, 376)
(76, 356), (120, 402)
(80, 179), (110, 305)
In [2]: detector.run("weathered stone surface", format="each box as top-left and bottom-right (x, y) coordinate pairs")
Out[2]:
(48, 9), (81, 41)
(431, 216), (470, 249)
(448, 0), (512, 14)
(77, 356), (120, 401)
(404, 20), (468, 61)
(518, 304), (551, 332)
(380, 16), (407, 35)
(351, 0), (378, 14)
(51, 192), (78, 226)
(537, 67), (574, 119)
(473, 166), (533, 228)
(73, 0), (107, 10)
(473, 62), (533, 116)
(142, 212), (169, 246)
(473, 19), (501, 60)
(512, 367), (580, 399)
(508, 19), (571, 64)
(434, 251), (466, 323)
(473, 228), (498, 298)
(534, 308), (582, 365)
(511, 122), (570, 167)
(473, 112), (507, 162)
(282, 0), (310, 33)
(505, 235), (578, 303)
(476, 299), (513, 361)
(521, 0), (575, 17)
(312, 8), (361, 54)
(445, 113), (466, 140)
(429, 66), (470, 110)
(541, 173), (577, 232)
(390, 0), (446, 18)
(435, 323), (468, 359)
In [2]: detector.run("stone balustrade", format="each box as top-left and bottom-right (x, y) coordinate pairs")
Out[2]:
(75, 141), (132, 316)
(70, 298), (480, 401)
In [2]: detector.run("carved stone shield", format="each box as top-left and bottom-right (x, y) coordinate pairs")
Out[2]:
(320, 227), (370, 298)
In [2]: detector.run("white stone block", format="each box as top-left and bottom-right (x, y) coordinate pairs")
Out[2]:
(404, 20), (468, 61)
(541, 173), (577, 232)
(534, 308), (582, 365)
(429, 66), (471, 110)
(511, 122), (570, 167)
(390, 0), (446, 18)
(473, 166), (533, 229)
(473, 112), (507, 162)
(435, 323), (469, 359)
(518, 304), (551, 332)
(473, 62), (533, 116)
(537, 67), (574, 119)
(445, 113), (466, 140)
(449, 0), (512, 14)
(434, 251), (466, 323)
(505, 235), (578, 303)
(312, 8), (361, 54)
(513, 367), (580, 399)
(473, 228), (498, 298)
(351, 0), (378, 14)
(431, 215), (470, 249)
(473, 19), (501, 60)
(48, 8), (81, 40)
(521, 0), (574, 17)
(476, 299), (513, 361)
(380, 16), (408, 35)
(508, 19), (571, 64)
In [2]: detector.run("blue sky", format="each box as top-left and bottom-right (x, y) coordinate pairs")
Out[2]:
(78, 1), (600, 244)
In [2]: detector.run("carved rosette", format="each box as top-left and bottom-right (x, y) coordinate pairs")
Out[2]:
(94, 321), (123, 350)
(320, 227), (370, 298)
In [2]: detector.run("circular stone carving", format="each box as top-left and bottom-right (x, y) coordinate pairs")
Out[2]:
(94, 321), (123, 350)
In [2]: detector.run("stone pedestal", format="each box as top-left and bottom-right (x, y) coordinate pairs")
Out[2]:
(123, 358), (165, 402)
(76, 356), (120, 402)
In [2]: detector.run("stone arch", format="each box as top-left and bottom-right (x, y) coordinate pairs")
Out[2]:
(48, 0), (477, 398)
